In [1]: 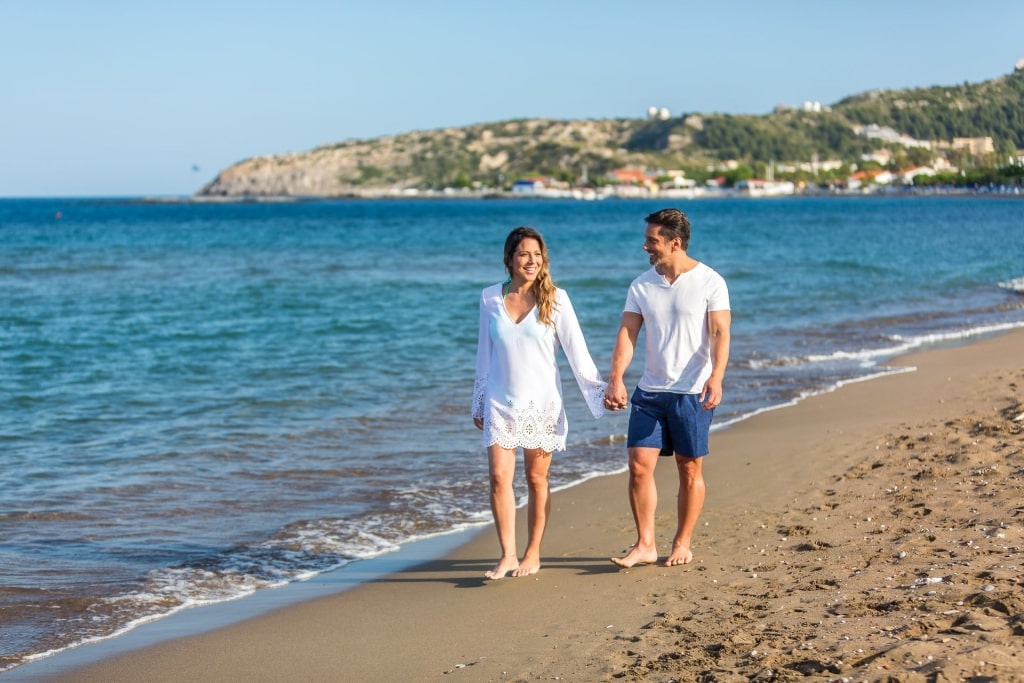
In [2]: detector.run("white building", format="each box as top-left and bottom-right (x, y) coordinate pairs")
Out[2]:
(735, 179), (795, 197)
(899, 167), (936, 184)
(855, 124), (931, 149)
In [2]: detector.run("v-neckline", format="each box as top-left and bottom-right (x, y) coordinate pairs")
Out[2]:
(502, 283), (537, 325)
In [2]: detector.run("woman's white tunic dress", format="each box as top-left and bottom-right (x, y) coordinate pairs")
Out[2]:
(472, 284), (606, 452)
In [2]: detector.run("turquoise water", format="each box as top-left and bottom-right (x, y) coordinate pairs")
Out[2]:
(2, 196), (1023, 670)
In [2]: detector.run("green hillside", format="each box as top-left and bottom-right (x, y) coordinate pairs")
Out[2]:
(199, 67), (1024, 196)
(834, 70), (1024, 150)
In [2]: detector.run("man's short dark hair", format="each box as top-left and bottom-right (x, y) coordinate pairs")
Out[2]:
(645, 208), (691, 250)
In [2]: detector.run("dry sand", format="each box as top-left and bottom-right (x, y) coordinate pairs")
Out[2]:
(24, 329), (1024, 682)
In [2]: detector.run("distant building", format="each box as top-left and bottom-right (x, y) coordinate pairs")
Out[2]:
(952, 137), (995, 155)
(661, 173), (696, 189)
(511, 178), (547, 194)
(848, 169), (895, 190)
(705, 160), (740, 172)
(608, 168), (649, 184)
(899, 166), (936, 184)
(660, 170), (694, 189)
(510, 176), (574, 198)
(646, 106), (671, 120)
(735, 179), (795, 196)
(861, 150), (893, 165)
(855, 124), (931, 149)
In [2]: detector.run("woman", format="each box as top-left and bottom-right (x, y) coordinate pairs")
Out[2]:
(472, 226), (606, 579)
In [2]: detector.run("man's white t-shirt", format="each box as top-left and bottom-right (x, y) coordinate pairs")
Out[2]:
(624, 263), (730, 394)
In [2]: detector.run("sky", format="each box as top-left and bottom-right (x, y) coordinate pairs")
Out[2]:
(3, 1), (1023, 197)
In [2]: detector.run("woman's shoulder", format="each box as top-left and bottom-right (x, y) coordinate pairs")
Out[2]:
(480, 282), (504, 297)
(552, 287), (575, 309)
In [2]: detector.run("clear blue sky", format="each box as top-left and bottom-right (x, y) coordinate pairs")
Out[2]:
(3, 1), (1022, 197)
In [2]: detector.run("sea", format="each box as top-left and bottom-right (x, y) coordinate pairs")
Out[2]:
(2, 195), (1023, 673)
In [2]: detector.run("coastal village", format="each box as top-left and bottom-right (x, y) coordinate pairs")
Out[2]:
(506, 112), (1012, 200)
(488, 59), (1024, 201)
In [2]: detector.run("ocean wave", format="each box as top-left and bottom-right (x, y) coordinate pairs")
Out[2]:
(742, 355), (805, 370)
(999, 276), (1024, 294)
(798, 321), (1024, 364)
(8, 516), (479, 673)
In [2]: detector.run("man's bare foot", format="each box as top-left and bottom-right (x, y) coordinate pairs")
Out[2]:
(664, 544), (693, 567)
(610, 545), (658, 568)
(512, 553), (541, 577)
(485, 556), (519, 580)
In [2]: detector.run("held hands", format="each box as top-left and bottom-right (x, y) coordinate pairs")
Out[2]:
(603, 381), (628, 411)
(473, 417), (484, 430)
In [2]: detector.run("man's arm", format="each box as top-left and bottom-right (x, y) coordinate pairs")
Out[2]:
(604, 311), (643, 410)
(700, 309), (731, 409)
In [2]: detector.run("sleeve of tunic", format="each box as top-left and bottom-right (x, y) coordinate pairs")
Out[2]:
(554, 289), (607, 418)
(471, 288), (490, 420)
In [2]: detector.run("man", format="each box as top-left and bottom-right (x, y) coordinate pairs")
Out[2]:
(603, 208), (731, 568)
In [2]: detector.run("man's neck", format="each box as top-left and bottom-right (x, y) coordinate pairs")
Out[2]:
(657, 254), (698, 283)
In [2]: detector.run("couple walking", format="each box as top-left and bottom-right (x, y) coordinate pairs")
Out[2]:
(471, 208), (732, 579)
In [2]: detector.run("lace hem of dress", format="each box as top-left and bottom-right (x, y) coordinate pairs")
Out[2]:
(484, 433), (567, 453)
(483, 399), (565, 453)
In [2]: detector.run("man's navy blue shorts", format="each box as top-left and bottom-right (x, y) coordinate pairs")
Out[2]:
(626, 388), (713, 458)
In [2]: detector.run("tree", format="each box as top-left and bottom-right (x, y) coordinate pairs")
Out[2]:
(722, 165), (754, 186)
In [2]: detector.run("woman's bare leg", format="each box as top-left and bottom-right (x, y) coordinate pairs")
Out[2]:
(513, 448), (551, 577)
(485, 445), (519, 579)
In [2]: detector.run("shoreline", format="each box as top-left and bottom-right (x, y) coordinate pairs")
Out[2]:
(8, 189), (1013, 203)
(144, 188), (1024, 203)
(5, 526), (491, 680)
(10, 328), (1024, 681)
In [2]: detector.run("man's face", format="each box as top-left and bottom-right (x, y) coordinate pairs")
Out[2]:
(643, 223), (676, 267)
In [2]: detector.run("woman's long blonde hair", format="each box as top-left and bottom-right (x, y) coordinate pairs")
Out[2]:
(503, 226), (557, 326)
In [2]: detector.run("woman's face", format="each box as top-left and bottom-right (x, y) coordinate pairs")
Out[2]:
(509, 237), (544, 284)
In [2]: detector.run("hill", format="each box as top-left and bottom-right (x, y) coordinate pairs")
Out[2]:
(197, 67), (1024, 197)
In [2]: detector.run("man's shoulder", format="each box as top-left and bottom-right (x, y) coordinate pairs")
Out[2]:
(694, 261), (727, 282)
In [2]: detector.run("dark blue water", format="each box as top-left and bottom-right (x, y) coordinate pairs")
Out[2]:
(2, 196), (1022, 671)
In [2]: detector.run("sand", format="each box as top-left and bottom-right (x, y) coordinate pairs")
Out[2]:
(22, 329), (1024, 682)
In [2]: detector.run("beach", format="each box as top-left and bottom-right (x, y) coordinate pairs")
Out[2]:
(16, 328), (1020, 682)
(5, 197), (1022, 675)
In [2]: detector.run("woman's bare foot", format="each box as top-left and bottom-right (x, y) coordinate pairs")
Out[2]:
(512, 553), (541, 577)
(484, 556), (519, 580)
(664, 544), (693, 567)
(610, 544), (658, 568)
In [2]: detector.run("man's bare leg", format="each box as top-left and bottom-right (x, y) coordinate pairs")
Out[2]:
(611, 446), (661, 567)
(665, 454), (705, 567)
(485, 445), (519, 579)
(513, 448), (551, 577)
